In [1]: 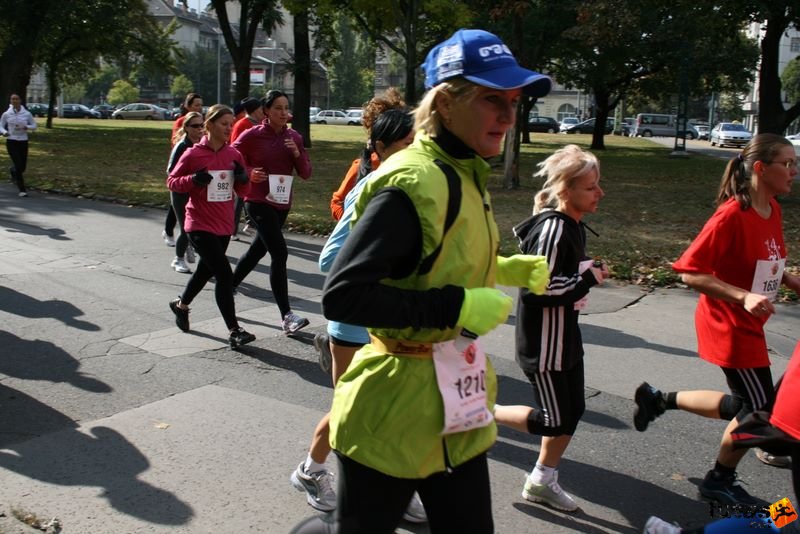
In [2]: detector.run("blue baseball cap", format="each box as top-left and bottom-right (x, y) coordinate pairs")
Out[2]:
(423, 29), (551, 98)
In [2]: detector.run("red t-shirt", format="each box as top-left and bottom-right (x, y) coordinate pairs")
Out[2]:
(672, 197), (786, 368)
(230, 116), (259, 143)
(771, 342), (800, 440)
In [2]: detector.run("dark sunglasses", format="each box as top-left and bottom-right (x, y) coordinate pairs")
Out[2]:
(187, 123), (204, 129)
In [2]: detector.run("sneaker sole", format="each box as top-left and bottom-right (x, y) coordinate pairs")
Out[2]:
(521, 489), (579, 512)
(698, 486), (764, 507)
(633, 383), (654, 432)
(290, 471), (336, 512)
(284, 319), (310, 336)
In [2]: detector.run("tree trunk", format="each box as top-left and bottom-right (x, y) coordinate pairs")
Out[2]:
(591, 89), (612, 150)
(758, 15), (788, 134)
(404, 31), (418, 103)
(45, 66), (59, 129)
(521, 96), (533, 144)
(292, 8), (312, 148)
(502, 123), (518, 189)
(0, 46), (36, 108)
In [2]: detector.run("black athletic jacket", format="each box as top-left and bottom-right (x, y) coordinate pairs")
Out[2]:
(514, 210), (598, 374)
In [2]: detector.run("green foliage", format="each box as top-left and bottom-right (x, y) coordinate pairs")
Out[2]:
(175, 45), (220, 104)
(61, 83), (87, 103)
(84, 66), (122, 104)
(335, 0), (473, 102)
(170, 75), (195, 100)
(327, 14), (375, 108)
(107, 80), (139, 105)
(782, 56), (800, 105)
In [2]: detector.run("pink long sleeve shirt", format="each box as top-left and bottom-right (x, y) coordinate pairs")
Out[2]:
(232, 123), (311, 210)
(167, 136), (250, 236)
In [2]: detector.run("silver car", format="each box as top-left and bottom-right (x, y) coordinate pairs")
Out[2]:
(112, 103), (167, 120)
(710, 122), (752, 148)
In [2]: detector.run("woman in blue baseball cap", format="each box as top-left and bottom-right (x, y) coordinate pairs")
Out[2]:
(290, 28), (551, 534)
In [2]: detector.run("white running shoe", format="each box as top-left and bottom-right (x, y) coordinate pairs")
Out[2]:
(173, 258), (191, 273)
(643, 516), (681, 534)
(162, 230), (176, 247)
(402, 492), (427, 523)
(185, 245), (196, 263)
(290, 462), (336, 512)
(522, 471), (578, 512)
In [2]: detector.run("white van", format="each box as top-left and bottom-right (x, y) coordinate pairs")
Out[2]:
(632, 113), (698, 139)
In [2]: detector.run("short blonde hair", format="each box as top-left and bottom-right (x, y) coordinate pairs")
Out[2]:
(414, 78), (479, 137)
(533, 145), (599, 214)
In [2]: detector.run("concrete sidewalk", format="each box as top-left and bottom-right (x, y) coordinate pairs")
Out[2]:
(0, 186), (798, 533)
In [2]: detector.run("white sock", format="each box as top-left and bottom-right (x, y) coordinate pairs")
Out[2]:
(304, 454), (326, 474)
(530, 463), (556, 485)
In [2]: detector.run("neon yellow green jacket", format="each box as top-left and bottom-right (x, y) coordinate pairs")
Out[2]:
(329, 133), (500, 478)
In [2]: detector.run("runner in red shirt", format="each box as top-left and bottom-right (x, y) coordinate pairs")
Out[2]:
(634, 133), (800, 506)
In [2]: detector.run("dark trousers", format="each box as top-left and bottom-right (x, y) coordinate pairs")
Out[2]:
(169, 192), (190, 258)
(6, 139), (28, 193)
(290, 453), (494, 534)
(182, 232), (238, 330)
(232, 202), (291, 317)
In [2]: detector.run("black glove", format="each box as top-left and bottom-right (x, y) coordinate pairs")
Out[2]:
(233, 160), (248, 184)
(192, 168), (213, 187)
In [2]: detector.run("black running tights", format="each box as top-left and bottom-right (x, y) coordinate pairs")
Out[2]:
(182, 232), (238, 331)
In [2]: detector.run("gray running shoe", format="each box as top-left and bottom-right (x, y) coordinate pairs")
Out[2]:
(314, 333), (333, 374)
(173, 257), (191, 273)
(522, 471), (578, 512)
(402, 492), (427, 523)
(643, 516), (681, 534)
(755, 448), (792, 468)
(282, 312), (309, 335)
(290, 462), (336, 512)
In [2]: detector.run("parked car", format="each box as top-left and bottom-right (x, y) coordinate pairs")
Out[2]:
(309, 107), (321, 121)
(694, 124), (710, 140)
(709, 122), (752, 148)
(60, 104), (101, 119)
(345, 109), (363, 125)
(563, 118), (614, 135)
(559, 117), (580, 133)
(631, 113), (699, 139)
(112, 103), (168, 120)
(527, 116), (559, 133)
(26, 103), (49, 117)
(312, 109), (349, 125)
(92, 104), (115, 119)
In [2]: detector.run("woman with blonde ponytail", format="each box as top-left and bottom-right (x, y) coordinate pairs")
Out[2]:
(495, 144), (607, 513)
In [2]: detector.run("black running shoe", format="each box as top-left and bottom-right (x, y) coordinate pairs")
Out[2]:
(633, 382), (665, 432)
(314, 333), (333, 375)
(699, 470), (763, 506)
(229, 327), (255, 349)
(169, 298), (190, 332)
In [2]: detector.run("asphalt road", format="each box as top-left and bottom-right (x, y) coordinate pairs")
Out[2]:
(0, 183), (798, 533)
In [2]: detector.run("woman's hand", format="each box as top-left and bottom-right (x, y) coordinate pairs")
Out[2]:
(250, 168), (268, 183)
(284, 138), (300, 158)
(744, 292), (774, 318)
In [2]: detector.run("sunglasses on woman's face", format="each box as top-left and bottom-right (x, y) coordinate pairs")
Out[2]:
(187, 123), (203, 129)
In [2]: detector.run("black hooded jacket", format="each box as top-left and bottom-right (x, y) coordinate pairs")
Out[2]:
(513, 210), (598, 374)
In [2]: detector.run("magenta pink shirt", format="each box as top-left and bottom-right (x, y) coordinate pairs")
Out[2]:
(167, 136), (250, 236)
(232, 122), (311, 210)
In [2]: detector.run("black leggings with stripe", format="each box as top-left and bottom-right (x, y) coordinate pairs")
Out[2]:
(720, 366), (775, 421)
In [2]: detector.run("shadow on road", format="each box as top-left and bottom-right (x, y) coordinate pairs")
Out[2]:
(0, 216), (71, 240)
(582, 323), (696, 358)
(0, 421), (194, 526)
(0, 286), (100, 331)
